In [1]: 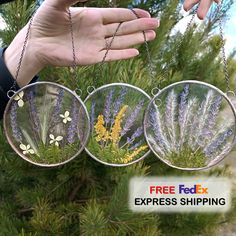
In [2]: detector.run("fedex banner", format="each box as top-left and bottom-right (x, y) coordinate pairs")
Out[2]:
(129, 177), (231, 213)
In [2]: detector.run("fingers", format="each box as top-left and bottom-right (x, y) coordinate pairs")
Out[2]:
(197, 0), (218, 19)
(100, 49), (139, 62)
(105, 18), (159, 37)
(183, 0), (220, 19)
(101, 8), (151, 24)
(183, 0), (200, 11)
(46, 0), (85, 9)
(104, 30), (156, 50)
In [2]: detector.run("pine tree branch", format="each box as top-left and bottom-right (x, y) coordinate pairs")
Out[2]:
(68, 181), (84, 201)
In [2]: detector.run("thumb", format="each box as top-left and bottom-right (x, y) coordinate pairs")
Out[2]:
(46, 0), (87, 9)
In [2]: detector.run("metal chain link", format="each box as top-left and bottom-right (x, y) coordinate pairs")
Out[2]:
(9, 2), (230, 96)
(217, 1), (230, 93)
(68, 9), (77, 81)
(100, 22), (122, 66)
(7, 14), (35, 96)
(96, 8), (155, 84)
(158, 8), (197, 89)
(129, 8), (155, 80)
(130, 7), (197, 89)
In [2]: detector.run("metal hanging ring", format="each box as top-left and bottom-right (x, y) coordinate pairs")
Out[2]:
(75, 88), (82, 97)
(7, 90), (16, 99)
(154, 98), (162, 108)
(151, 87), (160, 97)
(87, 86), (96, 94)
(226, 90), (236, 98)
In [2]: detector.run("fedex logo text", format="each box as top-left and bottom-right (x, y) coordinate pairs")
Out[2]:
(179, 184), (208, 194)
(149, 184), (208, 195)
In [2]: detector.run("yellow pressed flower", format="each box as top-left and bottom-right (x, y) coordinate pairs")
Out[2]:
(121, 145), (148, 164)
(94, 115), (110, 142)
(111, 105), (128, 145)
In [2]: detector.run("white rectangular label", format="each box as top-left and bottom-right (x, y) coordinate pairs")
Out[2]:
(129, 177), (231, 213)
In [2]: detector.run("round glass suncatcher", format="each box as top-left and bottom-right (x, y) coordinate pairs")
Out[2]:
(144, 80), (236, 170)
(4, 82), (90, 167)
(84, 83), (151, 166)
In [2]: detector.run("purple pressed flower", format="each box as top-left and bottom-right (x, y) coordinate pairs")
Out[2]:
(129, 140), (144, 151)
(204, 128), (233, 157)
(149, 107), (170, 152)
(26, 90), (40, 133)
(10, 102), (22, 142)
(112, 87), (127, 123)
(127, 126), (143, 144)
(121, 99), (144, 136)
(67, 98), (79, 144)
(178, 84), (189, 125)
(90, 101), (96, 130)
(165, 90), (177, 146)
(104, 89), (114, 124)
(50, 88), (64, 127)
(178, 84), (190, 147)
(200, 95), (222, 140)
(189, 90), (214, 148)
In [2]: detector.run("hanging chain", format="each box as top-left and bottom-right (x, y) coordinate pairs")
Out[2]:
(94, 8), (154, 87)
(158, 8), (197, 90)
(68, 9), (77, 81)
(130, 7), (197, 90)
(129, 8), (155, 80)
(8, 2), (231, 96)
(7, 15), (34, 97)
(217, 1), (230, 93)
(8, 8), (76, 97)
(90, 22), (122, 90)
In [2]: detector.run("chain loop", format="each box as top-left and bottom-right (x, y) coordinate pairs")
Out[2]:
(226, 90), (235, 98)
(7, 90), (16, 99)
(154, 98), (162, 108)
(151, 87), (160, 97)
(87, 86), (96, 94)
(75, 88), (82, 97)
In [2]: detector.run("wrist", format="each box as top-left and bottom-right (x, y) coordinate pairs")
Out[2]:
(4, 25), (44, 88)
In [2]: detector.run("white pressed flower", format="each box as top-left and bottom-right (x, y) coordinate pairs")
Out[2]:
(13, 91), (24, 107)
(60, 111), (72, 124)
(49, 134), (63, 147)
(19, 144), (35, 155)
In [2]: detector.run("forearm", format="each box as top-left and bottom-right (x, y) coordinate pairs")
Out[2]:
(3, 25), (44, 87)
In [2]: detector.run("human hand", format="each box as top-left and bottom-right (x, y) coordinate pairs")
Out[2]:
(183, 0), (220, 19)
(4, 0), (159, 87)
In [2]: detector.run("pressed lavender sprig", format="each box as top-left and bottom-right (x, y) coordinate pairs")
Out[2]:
(127, 126), (143, 144)
(149, 107), (170, 153)
(104, 89), (114, 125)
(200, 95), (222, 142)
(179, 97), (198, 148)
(67, 98), (79, 144)
(178, 84), (189, 146)
(129, 139), (143, 151)
(121, 99), (144, 137)
(204, 128), (233, 157)
(90, 101), (96, 130)
(10, 102), (22, 142)
(165, 90), (177, 149)
(111, 87), (127, 123)
(26, 90), (40, 133)
(190, 90), (214, 149)
(50, 88), (64, 127)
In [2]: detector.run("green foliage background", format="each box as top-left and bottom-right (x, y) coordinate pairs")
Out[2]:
(0, 0), (236, 235)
